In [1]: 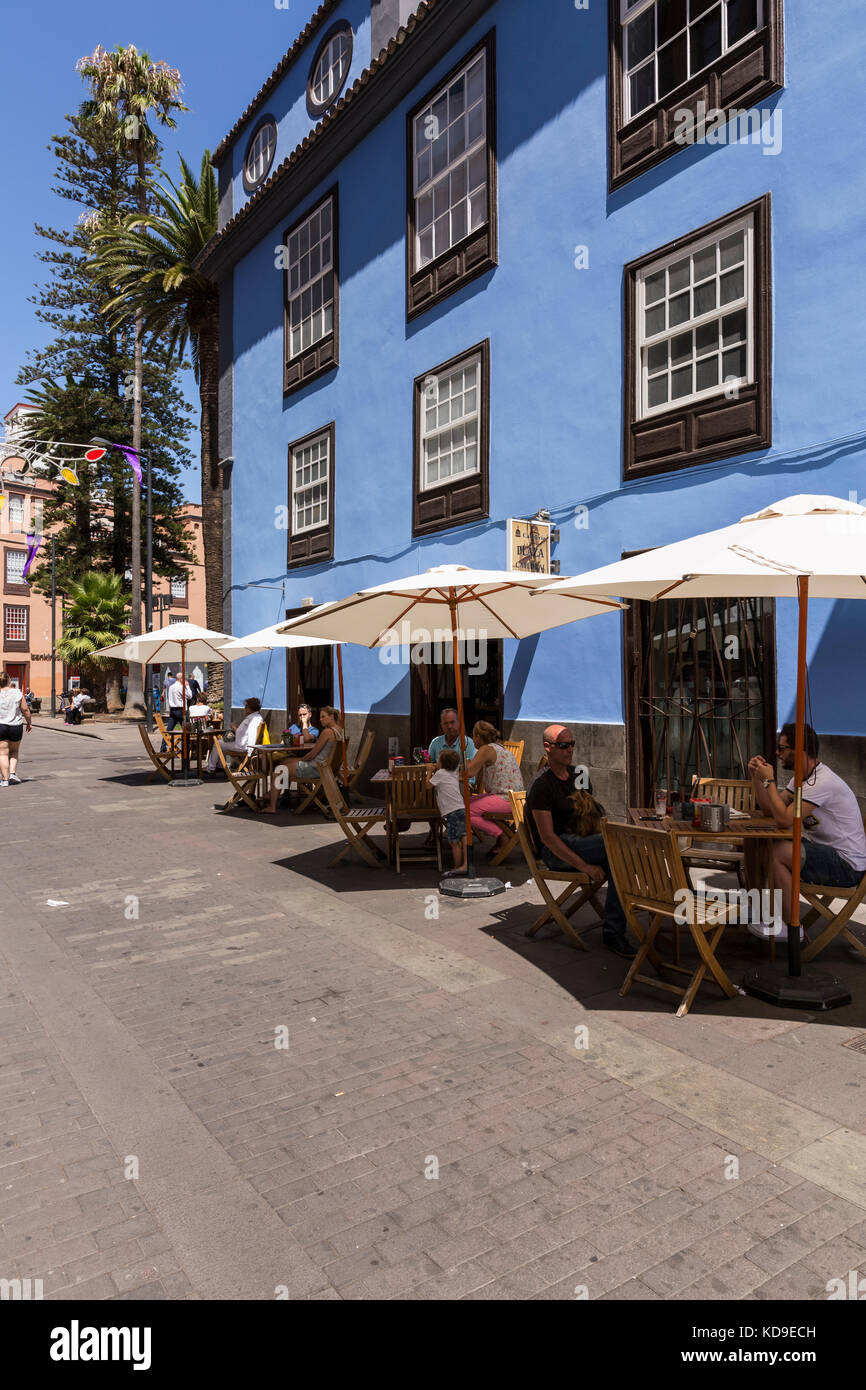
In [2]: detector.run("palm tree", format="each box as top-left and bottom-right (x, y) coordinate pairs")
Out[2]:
(77, 44), (185, 717)
(90, 153), (224, 699)
(56, 572), (129, 712)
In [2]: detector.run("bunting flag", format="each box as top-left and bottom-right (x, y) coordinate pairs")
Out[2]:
(112, 445), (142, 485)
(22, 534), (42, 580)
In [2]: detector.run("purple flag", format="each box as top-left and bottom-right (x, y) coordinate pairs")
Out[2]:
(113, 445), (142, 485)
(22, 535), (42, 580)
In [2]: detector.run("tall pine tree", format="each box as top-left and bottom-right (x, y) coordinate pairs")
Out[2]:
(17, 109), (195, 670)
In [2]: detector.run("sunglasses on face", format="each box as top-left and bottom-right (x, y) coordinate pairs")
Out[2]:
(546, 740), (575, 749)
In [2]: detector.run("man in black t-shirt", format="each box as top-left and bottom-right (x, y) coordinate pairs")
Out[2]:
(526, 723), (635, 959)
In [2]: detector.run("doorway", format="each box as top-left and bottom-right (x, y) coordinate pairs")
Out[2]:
(4, 663), (28, 690)
(625, 595), (776, 806)
(284, 608), (333, 721)
(410, 639), (503, 752)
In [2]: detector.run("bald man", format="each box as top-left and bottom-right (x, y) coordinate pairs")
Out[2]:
(526, 724), (635, 959)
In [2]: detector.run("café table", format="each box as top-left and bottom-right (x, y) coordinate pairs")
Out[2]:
(370, 768), (441, 866)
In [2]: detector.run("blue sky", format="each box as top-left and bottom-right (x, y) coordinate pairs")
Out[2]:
(0, 0), (322, 500)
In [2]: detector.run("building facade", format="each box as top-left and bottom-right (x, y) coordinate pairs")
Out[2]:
(0, 403), (207, 702)
(203, 0), (866, 809)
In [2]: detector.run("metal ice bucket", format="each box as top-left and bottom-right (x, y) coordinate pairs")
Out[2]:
(700, 803), (726, 833)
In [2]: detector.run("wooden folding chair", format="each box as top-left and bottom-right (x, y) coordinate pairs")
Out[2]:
(293, 737), (345, 817)
(503, 739), (524, 769)
(213, 730), (266, 812)
(510, 790), (604, 950)
(801, 814), (866, 962)
(154, 709), (183, 755)
(138, 723), (174, 783)
(319, 765), (388, 867)
(680, 777), (756, 886)
(390, 766), (443, 872)
(603, 820), (740, 1016)
(345, 729), (375, 794)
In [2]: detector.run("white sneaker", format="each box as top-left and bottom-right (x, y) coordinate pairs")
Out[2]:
(747, 920), (804, 943)
(8, 774), (21, 784)
(0, 781), (7, 788)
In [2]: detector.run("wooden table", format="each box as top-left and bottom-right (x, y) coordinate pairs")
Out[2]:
(628, 807), (791, 897)
(371, 770), (441, 866)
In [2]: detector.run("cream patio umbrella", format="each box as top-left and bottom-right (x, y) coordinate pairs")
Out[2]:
(538, 494), (866, 1008)
(221, 624), (347, 779)
(95, 622), (258, 788)
(278, 565), (624, 897)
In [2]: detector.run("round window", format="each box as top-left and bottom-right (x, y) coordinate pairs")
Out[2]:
(307, 23), (353, 117)
(243, 117), (277, 192)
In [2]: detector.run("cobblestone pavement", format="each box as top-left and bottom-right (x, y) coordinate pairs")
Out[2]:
(2, 724), (866, 1301)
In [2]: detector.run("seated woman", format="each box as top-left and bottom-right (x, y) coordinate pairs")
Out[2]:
(265, 705), (343, 813)
(464, 722), (524, 848)
(205, 697), (263, 773)
(285, 703), (319, 744)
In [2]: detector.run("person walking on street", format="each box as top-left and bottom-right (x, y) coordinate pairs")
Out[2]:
(0, 673), (31, 785)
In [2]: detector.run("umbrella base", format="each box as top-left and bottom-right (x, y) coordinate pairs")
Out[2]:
(439, 874), (506, 899)
(169, 776), (203, 789)
(743, 964), (851, 1011)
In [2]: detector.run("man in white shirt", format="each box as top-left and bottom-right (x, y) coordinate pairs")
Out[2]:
(206, 697), (264, 773)
(749, 722), (866, 933)
(160, 675), (191, 751)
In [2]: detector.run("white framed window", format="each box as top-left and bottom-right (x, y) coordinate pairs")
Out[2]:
(5, 605), (27, 642)
(413, 50), (488, 269)
(7, 495), (24, 531)
(5, 551), (26, 585)
(622, 0), (762, 121)
(291, 433), (330, 535)
(421, 353), (481, 492)
(286, 197), (334, 361)
(243, 118), (277, 190)
(636, 213), (753, 418)
(309, 25), (352, 111)
(170, 575), (188, 600)
(31, 499), (43, 534)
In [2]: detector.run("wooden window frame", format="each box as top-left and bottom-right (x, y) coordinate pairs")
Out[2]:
(3, 603), (29, 653)
(286, 422), (335, 569)
(413, 340), (490, 539)
(406, 30), (498, 321)
(307, 21), (354, 118)
(242, 115), (277, 194)
(608, 0), (784, 191)
(169, 575), (189, 609)
(282, 186), (339, 397)
(623, 194), (771, 479)
(4, 548), (29, 597)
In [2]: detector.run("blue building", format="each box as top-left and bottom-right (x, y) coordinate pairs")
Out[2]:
(200, 0), (866, 810)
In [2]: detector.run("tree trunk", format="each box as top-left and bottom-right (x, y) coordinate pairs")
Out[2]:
(105, 665), (123, 712)
(124, 141), (147, 718)
(196, 298), (224, 702)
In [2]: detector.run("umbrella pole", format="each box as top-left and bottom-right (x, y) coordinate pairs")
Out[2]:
(743, 573), (849, 1009)
(337, 644), (348, 784)
(787, 577), (808, 977)
(438, 592), (503, 899)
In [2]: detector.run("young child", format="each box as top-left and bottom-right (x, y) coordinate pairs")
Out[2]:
(430, 747), (467, 872)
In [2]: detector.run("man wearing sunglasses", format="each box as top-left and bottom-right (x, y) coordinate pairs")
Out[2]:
(526, 724), (635, 959)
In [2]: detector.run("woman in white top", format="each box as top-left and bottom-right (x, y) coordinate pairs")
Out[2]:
(205, 697), (264, 773)
(0, 673), (31, 786)
(265, 705), (343, 813)
(464, 721), (524, 846)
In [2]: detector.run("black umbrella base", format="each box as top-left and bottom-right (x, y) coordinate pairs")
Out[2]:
(743, 964), (852, 1011)
(169, 776), (203, 789)
(440, 874), (506, 899)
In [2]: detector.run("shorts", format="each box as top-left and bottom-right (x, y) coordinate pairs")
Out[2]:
(295, 760), (321, 781)
(444, 809), (466, 843)
(0, 723), (23, 742)
(801, 839), (864, 888)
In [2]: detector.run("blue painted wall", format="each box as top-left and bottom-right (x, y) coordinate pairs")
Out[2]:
(223, 0), (866, 736)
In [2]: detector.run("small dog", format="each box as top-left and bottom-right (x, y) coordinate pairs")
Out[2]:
(569, 788), (605, 838)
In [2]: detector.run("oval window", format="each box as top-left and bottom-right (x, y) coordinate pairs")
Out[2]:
(243, 117), (277, 192)
(307, 23), (353, 116)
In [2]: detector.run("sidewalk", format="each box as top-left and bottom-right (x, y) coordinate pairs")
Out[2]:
(2, 725), (866, 1300)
